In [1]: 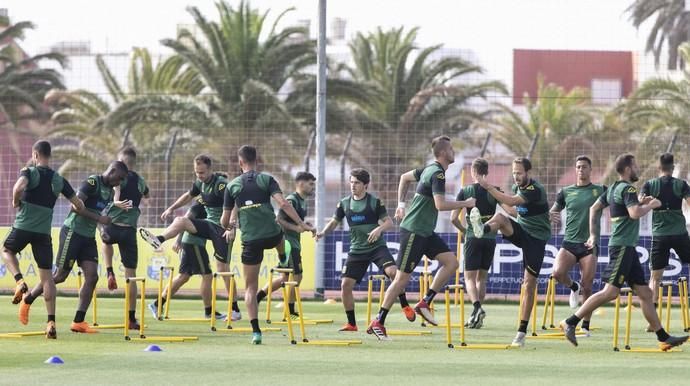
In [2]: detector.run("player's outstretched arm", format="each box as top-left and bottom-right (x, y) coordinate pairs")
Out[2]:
(273, 192), (312, 233)
(585, 200), (605, 248)
(161, 192), (193, 221)
(450, 208), (466, 233)
(315, 218), (339, 241)
(394, 170), (418, 221)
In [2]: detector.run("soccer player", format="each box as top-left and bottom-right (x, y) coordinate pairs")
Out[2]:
(100, 147), (149, 328)
(549, 156), (606, 335)
(450, 157), (500, 329)
(149, 205), (225, 320)
(2, 140), (84, 338)
(221, 145), (313, 344)
(473, 157), (551, 347)
(316, 168), (414, 332)
(641, 153), (690, 320)
(19, 161), (130, 334)
(256, 171), (317, 319)
(367, 135), (476, 340)
(560, 153), (688, 350)
(139, 154), (240, 321)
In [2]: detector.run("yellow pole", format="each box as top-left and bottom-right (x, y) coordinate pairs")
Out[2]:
(541, 276), (552, 329)
(624, 291), (633, 350)
(266, 269), (274, 323)
(139, 279), (146, 338)
(164, 267), (173, 319)
(459, 284), (465, 345)
(366, 277), (373, 326)
(295, 285), (307, 342)
(157, 267), (164, 320)
(226, 275), (235, 329)
(445, 288), (452, 347)
(665, 285), (672, 331)
(683, 279), (690, 331)
(211, 273), (218, 331)
(454, 170), (465, 306)
(613, 294), (620, 351)
(548, 277), (555, 327)
(379, 278), (385, 308)
(283, 285), (295, 343)
(124, 278), (130, 340)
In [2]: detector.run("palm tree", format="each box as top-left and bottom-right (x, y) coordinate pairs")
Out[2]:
(341, 26), (507, 202)
(493, 77), (601, 196)
(627, 0), (690, 70)
(46, 48), (208, 174)
(160, 0), (316, 177)
(621, 42), (690, 177)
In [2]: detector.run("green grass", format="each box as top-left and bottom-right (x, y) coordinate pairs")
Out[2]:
(1, 294), (688, 385)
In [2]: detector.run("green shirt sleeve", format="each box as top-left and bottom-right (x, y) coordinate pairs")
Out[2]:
(375, 198), (387, 220)
(554, 189), (565, 211)
(333, 200), (345, 222)
(431, 170), (446, 196)
(623, 185), (639, 208)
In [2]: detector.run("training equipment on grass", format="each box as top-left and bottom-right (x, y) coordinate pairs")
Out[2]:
(155, 266), (206, 323)
(418, 257), (435, 327)
(453, 169), (465, 307)
(265, 267), (332, 325)
(612, 287), (680, 353)
(144, 344), (163, 352)
(679, 277), (690, 332)
(44, 356), (64, 364)
(281, 281), (361, 346)
(540, 275), (557, 330)
(77, 270), (123, 330)
(365, 274), (431, 336)
(444, 284), (512, 349)
(124, 277), (197, 343)
(210, 271), (280, 334)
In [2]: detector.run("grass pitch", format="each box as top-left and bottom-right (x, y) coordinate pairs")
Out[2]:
(0, 293), (688, 385)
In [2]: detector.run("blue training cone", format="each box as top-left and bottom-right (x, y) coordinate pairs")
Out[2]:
(144, 345), (163, 352)
(45, 356), (64, 364)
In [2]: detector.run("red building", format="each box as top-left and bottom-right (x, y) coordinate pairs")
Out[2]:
(513, 49), (635, 105)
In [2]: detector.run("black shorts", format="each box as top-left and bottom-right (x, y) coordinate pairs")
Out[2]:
(604, 246), (647, 288)
(285, 243), (303, 275)
(650, 234), (690, 271)
(190, 219), (231, 263)
(100, 224), (138, 269)
(3, 227), (53, 269)
(502, 220), (547, 277)
(463, 238), (496, 271)
(179, 243), (212, 276)
(397, 229), (451, 274)
(561, 240), (596, 261)
(241, 232), (283, 265)
(342, 245), (396, 283)
(56, 226), (98, 271)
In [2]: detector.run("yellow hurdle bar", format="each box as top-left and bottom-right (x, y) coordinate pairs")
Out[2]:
(265, 267), (294, 323)
(282, 281), (360, 346)
(678, 276), (690, 332)
(366, 275), (431, 336)
(613, 287), (679, 353)
(124, 276), (197, 342)
(157, 266), (174, 321)
(444, 284), (512, 350)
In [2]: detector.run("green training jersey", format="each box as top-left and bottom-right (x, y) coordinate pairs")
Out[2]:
(189, 173), (227, 225)
(63, 175), (114, 238)
(599, 180), (639, 247)
(107, 171), (149, 227)
(554, 183), (607, 243)
(334, 193), (388, 254)
(641, 176), (690, 237)
(278, 192), (307, 250)
(512, 179), (551, 241)
(456, 183), (499, 239)
(13, 165), (76, 234)
(400, 162), (446, 237)
(182, 204), (208, 246)
(224, 171), (282, 242)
